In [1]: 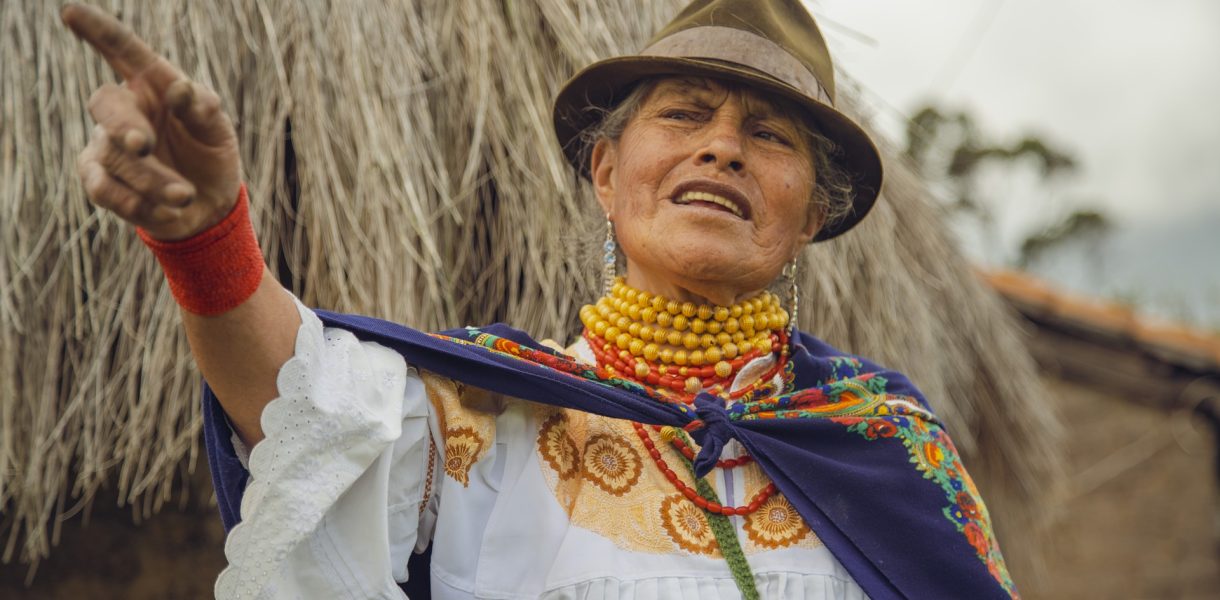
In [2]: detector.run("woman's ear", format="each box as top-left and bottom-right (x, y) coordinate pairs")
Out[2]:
(799, 202), (827, 243)
(590, 137), (617, 216)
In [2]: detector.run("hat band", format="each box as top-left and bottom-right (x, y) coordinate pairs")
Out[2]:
(640, 25), (832, 105)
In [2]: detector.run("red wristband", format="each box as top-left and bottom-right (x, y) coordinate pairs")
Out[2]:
(138, 183), (265, 316)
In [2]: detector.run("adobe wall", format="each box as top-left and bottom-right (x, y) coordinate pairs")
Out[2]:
(1023, 376), (1219, 599)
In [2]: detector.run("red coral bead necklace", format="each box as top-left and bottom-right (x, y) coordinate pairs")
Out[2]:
(631, 421), (776, 516)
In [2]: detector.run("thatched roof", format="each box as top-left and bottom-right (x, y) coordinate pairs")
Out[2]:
(0, 0), (1059, 576)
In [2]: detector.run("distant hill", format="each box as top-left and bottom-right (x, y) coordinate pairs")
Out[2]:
(1027, 208), (1220, 331)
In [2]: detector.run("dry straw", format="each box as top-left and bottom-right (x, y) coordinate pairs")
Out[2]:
(0, 0), (1060, 576)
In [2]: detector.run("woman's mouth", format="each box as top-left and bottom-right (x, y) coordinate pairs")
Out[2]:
(672, 190), (745, 219)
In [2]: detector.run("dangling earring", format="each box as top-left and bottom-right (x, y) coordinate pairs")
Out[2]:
(782, 256), (799, 331)
(603, 217), (617, 295)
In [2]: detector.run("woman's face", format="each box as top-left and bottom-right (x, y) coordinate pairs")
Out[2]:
(591, 77), (823, 305)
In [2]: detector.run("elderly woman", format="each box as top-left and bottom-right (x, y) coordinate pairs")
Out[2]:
(64, 0), (1015, 598)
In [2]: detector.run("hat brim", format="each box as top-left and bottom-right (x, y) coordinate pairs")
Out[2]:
(552, 55), (882, 242)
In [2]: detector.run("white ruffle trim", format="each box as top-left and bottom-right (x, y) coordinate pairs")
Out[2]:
(214, 303), (411, 599)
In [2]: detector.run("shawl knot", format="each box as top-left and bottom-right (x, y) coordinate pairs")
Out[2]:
(688, 393), (737, 478)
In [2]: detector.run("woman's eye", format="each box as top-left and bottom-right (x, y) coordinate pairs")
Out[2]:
(662, 110), (698, 121)
(755, 129), (790, 145)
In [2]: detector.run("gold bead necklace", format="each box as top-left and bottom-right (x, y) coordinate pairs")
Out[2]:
(580, 278), (788, 379)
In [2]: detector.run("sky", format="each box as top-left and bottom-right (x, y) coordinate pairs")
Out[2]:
(807, 0), (1220, 326)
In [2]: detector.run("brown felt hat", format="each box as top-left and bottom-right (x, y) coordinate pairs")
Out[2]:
(552, 0), (883, 242)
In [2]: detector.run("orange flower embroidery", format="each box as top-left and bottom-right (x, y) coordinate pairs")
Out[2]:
(922, 441), (944, 469)
(581, 433), (642, 496)
(443, 426), (485, 487)
(660, 494), (719, 555)
(744, 493), (811, 549)
(963, 522), (990, 557)
(538, 413), (580, 479)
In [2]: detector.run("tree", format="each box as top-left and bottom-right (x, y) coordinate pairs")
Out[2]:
(904, 104), (1109, 267)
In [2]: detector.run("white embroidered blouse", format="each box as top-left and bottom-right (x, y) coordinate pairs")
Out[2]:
(214, 299), (867, 599)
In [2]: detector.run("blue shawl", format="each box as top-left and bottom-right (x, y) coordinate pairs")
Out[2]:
(203, 309), (1018, 599)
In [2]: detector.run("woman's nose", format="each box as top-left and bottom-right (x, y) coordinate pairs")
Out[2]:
(696, 121), (746, 173)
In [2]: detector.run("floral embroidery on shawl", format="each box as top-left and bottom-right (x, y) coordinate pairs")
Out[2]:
(437, 330), (694, 413)
(816, 358), (1019, 596)
(430, 326), (1015, 596)
(296, 314), (1018, 598)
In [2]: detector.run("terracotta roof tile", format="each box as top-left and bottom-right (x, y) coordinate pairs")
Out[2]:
(982, 268), (1220, 373)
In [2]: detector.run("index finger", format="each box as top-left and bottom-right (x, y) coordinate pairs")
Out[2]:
(61, 3), (160, 81)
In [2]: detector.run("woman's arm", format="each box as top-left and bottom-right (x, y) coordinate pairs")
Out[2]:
(183, 271), (299, 446)
(63, 4), (296, 447)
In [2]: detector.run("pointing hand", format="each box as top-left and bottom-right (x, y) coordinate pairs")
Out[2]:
(63, 3), (242, 241)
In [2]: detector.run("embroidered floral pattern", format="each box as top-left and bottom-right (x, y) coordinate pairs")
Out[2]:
(660, 494), (719, 556)
(443, 426), (484, 487)
(436, 327), (1013, 595)
(712, 351), (1015, 595)
(538, 413), (580, 479)
(743, 493), (811, 549)
(441, 329), (695, 413)
(534, 408), (675, 553)
(581, 433), (642, 495)
(525, 347), (815, 558)
(830, 412), (1016, 594)
(422, 372), (497, 488)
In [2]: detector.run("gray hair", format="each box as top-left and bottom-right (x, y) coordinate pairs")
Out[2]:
(577, 77), (857, 229)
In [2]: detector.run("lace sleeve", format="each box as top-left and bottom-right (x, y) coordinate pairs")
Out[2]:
(213, 301), (430, 599)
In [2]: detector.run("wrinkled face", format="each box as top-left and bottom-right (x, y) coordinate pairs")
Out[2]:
(591, 77), (822, 303)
